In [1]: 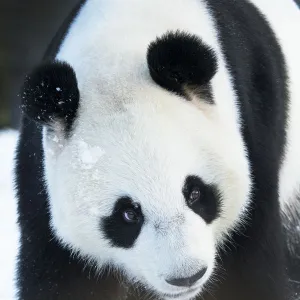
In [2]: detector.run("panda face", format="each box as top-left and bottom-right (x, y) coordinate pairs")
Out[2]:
(43, 96), (250, 299)
(22, 32), (251, 299)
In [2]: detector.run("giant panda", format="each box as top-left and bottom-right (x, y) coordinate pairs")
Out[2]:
(14, 0), (300, 299)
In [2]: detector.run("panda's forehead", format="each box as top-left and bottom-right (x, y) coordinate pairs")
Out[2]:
(75, 62), (166, 116)
(74, 91), (209, 168)
(68, 78), (221, 181)
(67, 96), (214, 205)
(72, 99), (206, 175)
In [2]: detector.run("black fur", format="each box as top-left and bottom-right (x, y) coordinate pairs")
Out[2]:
(183, 175), (221, 224)
(201, 1), (290, 300)
(102, 197), (144, 248)
(15, 0), (297, 299)
(147, 31), (217, 103)
(21, 61), (79, 133)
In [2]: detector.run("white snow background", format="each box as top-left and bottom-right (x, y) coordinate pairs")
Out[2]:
(0, 130), (19, 300)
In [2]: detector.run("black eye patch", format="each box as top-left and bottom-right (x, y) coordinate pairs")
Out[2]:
(183, 175), (221, 224)
(101, 197), (144, 249)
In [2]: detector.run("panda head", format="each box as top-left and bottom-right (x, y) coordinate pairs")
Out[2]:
(21, 31), (251, 299)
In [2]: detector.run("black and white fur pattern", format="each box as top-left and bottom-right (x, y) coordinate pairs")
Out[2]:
(15, 0), (300, 299)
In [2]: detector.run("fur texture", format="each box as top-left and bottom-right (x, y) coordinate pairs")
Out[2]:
(21, 61), (79, 132)
(147, 31), (217, 103)
(15, 0), (300, 299)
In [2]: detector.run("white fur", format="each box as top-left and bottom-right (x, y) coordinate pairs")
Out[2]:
(0, 130), (19, 300)
(40, 0), (300, 299)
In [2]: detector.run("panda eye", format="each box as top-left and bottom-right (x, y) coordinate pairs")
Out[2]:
(122, 209), (140, 224)
(188, 187), (201, 206)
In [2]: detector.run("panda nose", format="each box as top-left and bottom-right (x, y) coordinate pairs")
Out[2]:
(166, 267), (207, 287)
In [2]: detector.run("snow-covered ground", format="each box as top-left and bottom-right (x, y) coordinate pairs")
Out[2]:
(0, 130), (19, 300)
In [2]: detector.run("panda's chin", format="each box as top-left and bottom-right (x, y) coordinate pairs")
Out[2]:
(158, 287), (202, 300)
(145, 279), (204, 300)
(128, 274), (203, 300)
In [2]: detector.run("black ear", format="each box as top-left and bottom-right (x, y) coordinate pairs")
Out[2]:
(147, 31), (217, 102)
(21, 61), (79, 131)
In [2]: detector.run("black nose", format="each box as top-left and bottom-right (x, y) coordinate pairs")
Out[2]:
(166, 267), (207, 287)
